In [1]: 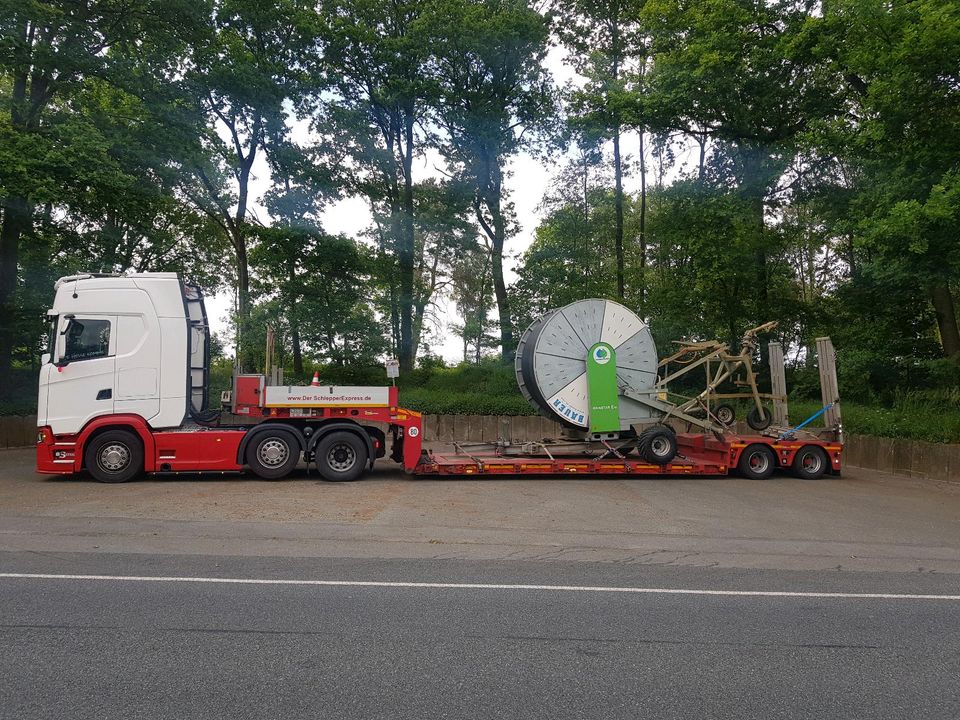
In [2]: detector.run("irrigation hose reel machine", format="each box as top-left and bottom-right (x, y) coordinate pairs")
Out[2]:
(514, 299), (779, 462)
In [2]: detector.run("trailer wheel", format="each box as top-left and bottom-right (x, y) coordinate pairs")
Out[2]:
(746, 406), (772, 431)
(246, 430), (300, 480)
(737, 444), (776, 480)
(638, 426), (678, 465)
(714, 404), (736, 426)
(315, 431), (368, 482)
(792, 446), (828, 480)
(85, 429), (144, 483)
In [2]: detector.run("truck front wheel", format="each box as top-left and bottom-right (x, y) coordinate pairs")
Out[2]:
(85, 429), (144, 483)
(315, 431), (368, 482)
(246, 430), (300, 480)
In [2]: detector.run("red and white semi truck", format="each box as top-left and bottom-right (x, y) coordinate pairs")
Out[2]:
(36, 273), (842, 482)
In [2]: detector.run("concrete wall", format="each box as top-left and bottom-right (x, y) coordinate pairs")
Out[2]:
(420, 414), (565, 444)
(0, 415), (37, 449)
(6, 412), (958, 482)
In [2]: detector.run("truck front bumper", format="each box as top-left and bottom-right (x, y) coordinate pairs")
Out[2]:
(35, 426), (79, 475)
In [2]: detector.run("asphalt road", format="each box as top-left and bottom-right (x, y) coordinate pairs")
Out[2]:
(1, 447), (959, 718)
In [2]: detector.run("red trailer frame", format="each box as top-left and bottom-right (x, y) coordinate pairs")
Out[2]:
(415, 433), (842, 477)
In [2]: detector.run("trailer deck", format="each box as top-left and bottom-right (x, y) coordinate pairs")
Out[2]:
(415, 433), (843, 477)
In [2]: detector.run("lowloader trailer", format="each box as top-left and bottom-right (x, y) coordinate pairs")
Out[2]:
(36, 274), (842, 482)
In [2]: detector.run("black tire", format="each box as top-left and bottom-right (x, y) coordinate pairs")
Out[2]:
(792, 446), (828, 480)
(245, 430), (301, 480)
(714, 404), (736, 426)
(638, 426), (678, 465)
(746, 406), (773, 431)
(315, 431), (369, 482)
(85, 429), (144, 483)
(737, 444), (777, 480)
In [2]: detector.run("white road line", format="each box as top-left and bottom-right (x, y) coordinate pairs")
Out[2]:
(0, 573), (958, 600)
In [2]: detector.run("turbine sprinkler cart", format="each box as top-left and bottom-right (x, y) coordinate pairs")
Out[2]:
(36, 275), (842, 482)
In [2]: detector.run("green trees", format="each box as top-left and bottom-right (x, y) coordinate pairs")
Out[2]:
(425, 0), (555, 361)
(0, 0), (209, 380)
(556, 0), (647, 301)
(312, 0), (431, 371)
(821, 0), (960, 358)
(0, 0), (958, 412)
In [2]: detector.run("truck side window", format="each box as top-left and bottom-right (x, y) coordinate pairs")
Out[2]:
(62, 319), (111, 362)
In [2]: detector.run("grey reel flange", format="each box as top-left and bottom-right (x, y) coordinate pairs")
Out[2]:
(514, 299), (661, 435)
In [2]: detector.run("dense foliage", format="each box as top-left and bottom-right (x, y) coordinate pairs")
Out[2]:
(2, 0), (959, 436)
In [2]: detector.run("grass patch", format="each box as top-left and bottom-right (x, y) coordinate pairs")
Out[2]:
(790, 391), (960, 444)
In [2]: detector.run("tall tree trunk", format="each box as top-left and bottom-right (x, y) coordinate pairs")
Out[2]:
(582, 146), (589, 222)
(697, 133), (707, 181)
(638, 130), (647, 309)
(0, 198), (30, 376)
(233, 143), (255, 368)
(235, 238), (250, 327)
(473, 159), (514, 362)
(931, 285), (960, 358)
(290, 320), (303, 375)
(489, 213), (513, 361)
(612, 127), (625, 300)
(397, 113), (416, 371)
(286, 254), (303, 376)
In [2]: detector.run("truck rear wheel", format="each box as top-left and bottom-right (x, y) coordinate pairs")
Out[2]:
(85, 429), (144, 483)
(315, 431), (368, 482)
(792, 446), (828, 480)
(246, 430), (300, 480)
(737, 444), (776, 480)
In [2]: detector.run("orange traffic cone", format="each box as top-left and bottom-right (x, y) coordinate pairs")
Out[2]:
(310, 371), (320, 387)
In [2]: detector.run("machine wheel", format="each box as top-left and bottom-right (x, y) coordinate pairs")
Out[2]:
(85, 429), (144, 483)
(792, 446), (828, 480)
(746, 406), (773, 431)
(246, 429), (300, 480)
(737, 444), (776, 480)
(714, 404), (736, 426)
(638, 426), (678, 465)
(315, 431), (368, 482)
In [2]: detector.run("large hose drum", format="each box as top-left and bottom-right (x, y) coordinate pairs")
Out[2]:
(514, 299), (661, 433)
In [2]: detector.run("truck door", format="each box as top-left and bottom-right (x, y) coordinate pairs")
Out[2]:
(115, 314), (161, 422)
(45, 314), (118, 435)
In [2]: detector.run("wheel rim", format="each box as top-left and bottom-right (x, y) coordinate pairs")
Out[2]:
(327, 443), (357, 472)
(748, 451), (770, 474)
(717, 407), (733, 424)
(98, 443), (130, 473)
(650, 436), (671, 457)
(802, 452), (822, 474)
(258, 438), (290, 467)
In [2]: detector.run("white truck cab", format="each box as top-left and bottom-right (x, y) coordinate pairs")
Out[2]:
(38, 272), (210, 436)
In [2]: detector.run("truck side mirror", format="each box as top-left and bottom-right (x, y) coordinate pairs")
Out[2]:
(41, 353), (51, 366)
